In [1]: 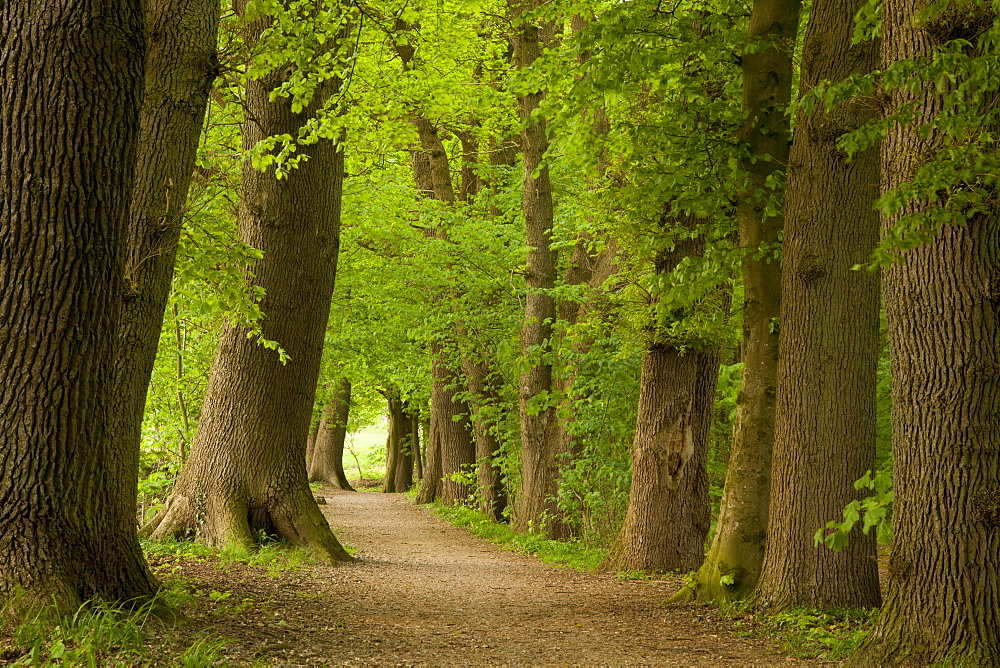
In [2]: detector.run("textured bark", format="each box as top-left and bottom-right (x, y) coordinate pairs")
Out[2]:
(412, 410), (424, 481)
(142, 6), (352, 563)
(306, 427), (318, 467)
(404, 111), (480, 506)
(677, 0), (800, 605)
(110, 0), (220, 554)
(415, 403), (443, 504)
(601, 236), (719, 573)
(511, 0), (566, 538)
(383, 389), (415, 493)
(460, 351), (508, 520)
(851, 1), (1000, 662)
(0, 0), (157, 607)
(309, 379), (354, 491)
(753, 0), (882, 611)
(432, 346), (477, 506)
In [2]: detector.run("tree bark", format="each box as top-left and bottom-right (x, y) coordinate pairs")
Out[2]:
(431, 345), (477, 506)
(0, 0), (158, 607)
(383, 389), (415, 493)
(677, 0), (799, 604)
(142, 5), (352, 563)
(460, 350), (508, 520)
(851, 1), (1000, 662)
(412, 409), (424, 481)
(752, 0), (882, 610)
(415, 399), (444, 504)
(601, 234), (719, 573)
(510, 0), (566, 538)
(404, 115), (480, 506)
(309, 379), (355, 491)
(110, 0), (220, 558)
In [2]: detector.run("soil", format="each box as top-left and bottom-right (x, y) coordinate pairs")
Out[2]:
(147, 488), (825, 665)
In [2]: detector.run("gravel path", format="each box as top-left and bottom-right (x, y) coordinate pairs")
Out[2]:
(152, 489), (819, 665)
(307, 489), (808, 666)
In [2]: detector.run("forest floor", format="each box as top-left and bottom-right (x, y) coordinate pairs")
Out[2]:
(138, 487), (831, 666)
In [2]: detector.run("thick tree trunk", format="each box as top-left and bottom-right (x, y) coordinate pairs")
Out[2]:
(677, 0), (799, 604)
(309, 379), (354, 491)
(461, 352), (508, 520)
(142, 7), (352, 563)
(752, 0), (882, 611)
(601, 235), (719, 573)
(510, 0), (566, 538)
(405, 115), (481, 506)
(415, 408), (443, 504)
(306, 426), (318, 468)
(851, 1), (1000, 662)
(432, 347), (477, 506)
(0, 0), (158, 607)
(110, 0), (220, 554)
(383, 389), (415, 493)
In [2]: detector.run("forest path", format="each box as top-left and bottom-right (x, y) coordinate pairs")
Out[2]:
(156, 489), (820, 665)
(305, 489), (805, 666)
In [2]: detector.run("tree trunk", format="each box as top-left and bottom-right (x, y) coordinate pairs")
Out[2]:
(109, 0), (220, 559)
(415, 407), (443, 504)
(752, 0), (882, 610)
(412, 409), (424, 481)
(851, 1), (1000, 662)
(309, 379), (354, 491)
(677, 0), (799, 604)
(306, 426), (318, 468)
(0, 0), (158, 607)
(383, 390), (415, 493)
(142, 6), (352, 563)
(601, 235), (719, 573)
(432, 346), (477, 506)
(510, 0), (566, 538)
(461, 351), (508, 520)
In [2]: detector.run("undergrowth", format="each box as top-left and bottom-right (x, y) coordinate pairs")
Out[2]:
(431, 503), (607, 571)
(732, 606), (877, 661)
(142, 536), (317, 577)
(0, 596), (226, 667)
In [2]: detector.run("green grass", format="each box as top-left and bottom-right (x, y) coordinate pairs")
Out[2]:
(343, 425), (388, 482)
(732, 606), (877, 661)
(432, 503), (607, 571)
(142, 536), (317, 577)
(1, 594), (227, 667)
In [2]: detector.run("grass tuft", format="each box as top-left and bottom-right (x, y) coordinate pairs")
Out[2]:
(732, 606), (877, 661)
(431, 503), (607, 571)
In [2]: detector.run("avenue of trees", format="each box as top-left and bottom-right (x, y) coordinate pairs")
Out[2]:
(1, 0), (998, 664)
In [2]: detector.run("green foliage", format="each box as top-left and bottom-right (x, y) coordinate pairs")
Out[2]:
(814, 468), (894, 551)
(432, 503), (607, 572)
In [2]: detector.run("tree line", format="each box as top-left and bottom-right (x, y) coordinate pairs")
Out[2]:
(0, 0), (997, 664)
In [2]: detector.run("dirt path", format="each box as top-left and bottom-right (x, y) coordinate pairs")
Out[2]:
(155, 490), (819, 665)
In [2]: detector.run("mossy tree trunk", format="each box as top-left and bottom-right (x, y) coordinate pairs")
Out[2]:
(142, 4), (352, 563)
(309, 379), (355, 491)
(677, 0), (799, 604)
(601, 232), (720, 573)
(752, 0), (882, 611)
(0, 0), (158, 608)
(851, 0), (1000, 662)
